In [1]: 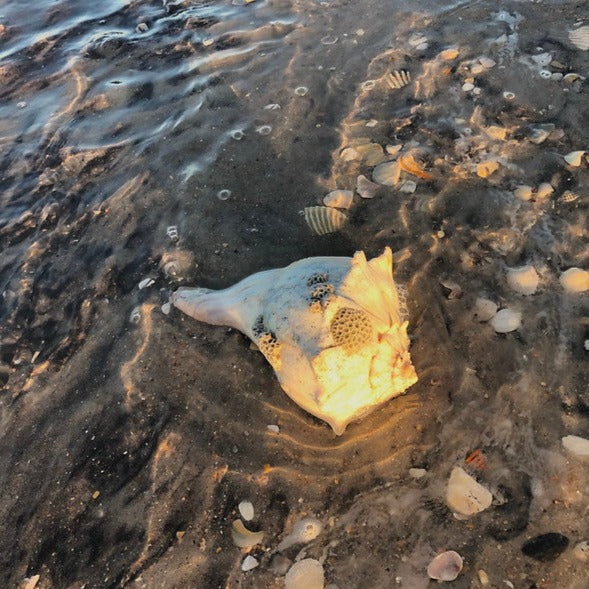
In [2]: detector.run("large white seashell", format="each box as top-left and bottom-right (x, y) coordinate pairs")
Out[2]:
(446, 466), (492, 518)
(277, 518), (322, 551)
(285, 559), (324, 589)
(427, 550), (464, 581)
(171, 248), (418, 434)
(569, 26), (589, 51)
(506, 266), (539, 295)
(304, 206), (347, 235)
(490, 308), (521, 333)
(559, 268), (589, 293)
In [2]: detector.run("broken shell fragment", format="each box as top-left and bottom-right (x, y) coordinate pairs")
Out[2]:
(446, 466), (492, 518)
(285, 559), (324, 589)
(355, 142), (385, 166)
(238, 500), (254, 521)
(479, 56), (496, 69)
(473, 298), (497, 322)
(386, 69), (411, 89)
(340, 147), (360, 162)
(506, 266), (539, 295)
(477, 161), (499, 178)
(564, 150), (585, 167)
(356, 174), (380, 198)
(513, 185), (533, 201)
(231, 519), (264, 548)
(559, 268), (589, 293)
(277, 518), (322, 551)
(427, 550), (464, 581)
(304, 206), (347, 235)
(323, 190), (353, 209)
(242, 555), (259, 571)
(535, 182), (554, 200)
(372, 161), (401, 186)
(562, 435), (589, 457)
(490, 308), (522, 333)
(569, 25), (589, 51)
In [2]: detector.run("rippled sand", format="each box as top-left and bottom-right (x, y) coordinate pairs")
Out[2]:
(1, 0), (588, 587)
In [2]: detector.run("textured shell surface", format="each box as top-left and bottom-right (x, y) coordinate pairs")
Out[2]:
(171, 248), (418, 434)
(569, 26), (589, 51)
(304, 205), (348, 235)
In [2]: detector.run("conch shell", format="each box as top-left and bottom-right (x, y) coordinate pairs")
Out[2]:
(171, 247), (418, 434)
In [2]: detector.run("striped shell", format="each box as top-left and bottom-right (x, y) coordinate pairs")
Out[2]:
(386, 69), (411, 89)
(569, 26), (589, 51)
(304, 206), (347, 235)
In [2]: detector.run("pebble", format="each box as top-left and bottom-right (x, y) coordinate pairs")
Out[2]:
(340, 147), (360, 162)
(440, 48), (459, 61)
(559, 268), (589, 293)
(238, 500), (255, 521)
(513, 185), (533, 201)
(285, 559), (324, 589)
(462, 82), (475, 92)
(473, 298), (498, 322)
(477, 161), (499, 178)
(506, 266), (539, 295)
(409, 468), (427, 478)
(564, 150), (585, 167)
(573, 541), (589, 562)
(427, 551), (463, 582)
(267, 424), (280, 433)
(356, 174), (379, 199)
(535, 182), (554, 199)
(161, 302), (171, 315)
(323, 189), (353, 210)
(490, 308), (521, 333)
(446, 466), (492, 518)
(372, 161), (401, 186)
(399, 180), (417, 193)
(521, 533), (569, 562)
(479, 57), (496, 69)
(561, 434), (589, 457)
(241, 555), (259, 572)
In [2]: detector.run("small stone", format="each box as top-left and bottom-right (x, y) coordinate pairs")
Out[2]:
(535, 182), (554, 200)
(521, 533), (569, 562)
(551, 73), (564, 81)
(409, 468), (427, 478)
(323, 190), (353, 210)
(238, 500), (255, 521)
(478, 569), (490, 586)
(373, 161), (401, 186)
(446, 466), (492, 518)
(477, 161), (499, 178)
(161, 302), (171, 315)
(242, 555), (259, 572)
(471, 64), (484, 75)
(399, 180), (417, 193)
(559, 268), (589, 293)
(564, 150), (585, 167)
(267, 424), (280, 433)
(473, 298), (498, 322)
(490, 308), (522, 333)
(23, 576), (40, 589)
(356, 174), (380, 199)
(573, 541), (589, 562)
(365, 119), (378, 128)
(562, 434), (589, 456)
(136, 22), (149, 33)
(285, 559), (324, 589)
(513, 185), (533, 201)
(462, 82), (475, 92)
(479, 57), (496, 69)
(506, 266), (539, 295)
(440, 48), (459, 61)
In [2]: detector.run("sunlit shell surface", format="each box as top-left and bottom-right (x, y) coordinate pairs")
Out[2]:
(569, 26), (589, 51)
(304, 205), (348, 235)
(386, 69), (411, 89)
(171, 248), (418, 434)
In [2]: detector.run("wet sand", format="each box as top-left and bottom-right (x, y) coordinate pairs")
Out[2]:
(1, 0), (588, 587)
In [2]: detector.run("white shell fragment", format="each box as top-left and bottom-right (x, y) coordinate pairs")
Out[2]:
(323, 190), (353, 210)
(473, 298), (498, 322)
(513, 185), (533, 201)
(427, 550), (464, 581)
(564, 150), (585, 167)
(355, 143), (385, 166)
(573, 541), (589, 562)
(399, 180), (417, 193)
(569, 26), (589, 51)
(535, 182), (554, 200)
(238, 501), (255, 521)
(559, 268), (589, 293)
(285, 559), (325, 589)
(409, 467), (427, 478)
(242, 555), (259, 572)
(479, 56), (496, 69)
(231, 519), (264, 548)
(267, 424), (280, 433)
(138, 277), (155, 290)
(562, 435), (589, 457)
(304, 206), (347, 235)
(171, 248), (417, 435)
(490, 308), (522, 333)
(386, 70), (411, 89)
(373, 161), (401, 186)
(356, 174), (380, 199)
(506, 266), (539, 295)
(446, 466), (492, 518)
(340, 147), (360, 162)
(277, 518), (322, 551)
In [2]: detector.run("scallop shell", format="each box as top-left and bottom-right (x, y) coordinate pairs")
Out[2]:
(231, 519), (264, 548)
(569, 26), (589, 51)
(490, 308), (522, 333)
(386, 69), (411, 89)
(285, 559), (325, 589)
(304, 206), (347, 235)
(559, 267), (589, 293)
(427, 550), (464, 581)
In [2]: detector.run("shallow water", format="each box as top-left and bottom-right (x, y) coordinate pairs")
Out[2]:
(1, 0), (588, 587)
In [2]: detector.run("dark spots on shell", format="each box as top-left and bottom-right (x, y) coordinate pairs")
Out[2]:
(306, 272), (329, 287)
(252, 315), (265, 338)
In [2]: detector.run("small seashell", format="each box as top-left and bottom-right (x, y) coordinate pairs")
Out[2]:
(231, 519), (264, 548)
(386, 70), (411, 89)
(267, 424), (280, 433)
(477, 161), (499, 178)
(355, 143), (385, 166)
(17, 101), (27, 109)
(478, 569), (490, 585)
(409, 467), (427, 478)
(490, 308), (522, 333)
(386, 144), (403, 156)
(295, 86), (309, 96)
(551, 73), (564, 81)
(473, 298), (497, 322)
(529, 124), (554, 144)
(356, 174), (380, 198)
(503, 91), (515, 100)
(569, 25), (589, 51)
(277, 518), (322, 551)
(462, 82), (475, 92)
(427, 550), (464, 581)
(506, 265), (539, 295)
(409, 34), (428, 47)
(130, 307), (141, 324)
(531, 52), (552, 66)
(361, 79), (376, 91)
(373, 161), (401, 186)
(471, 63), (484, 75)
(535, 182), (554, 200)
(242, 555), (259, 572)
(365, 119), (378, 128)
(136, 22), (149, 33)
(304, 206), (347, 235)
(138, 277), (155, 290)
(264, 103), (281, 110)
(446, 466), (492, 517)
(340, 147), (360, 162)
(166, 225), (179, 241)
(161, 302), (171, 315)
(559, 267), (589, 293)
(440, 48), (459, 61)
(563, 73), (582, 84)
(23, 575), (40, 589)
(564, 150), (585, 167)
(256, 125), (272, 135)
(539, 69), (552, 79)
(573, 541), (589, 562)
(323, 189), (353, 210)
(320, 35), (338, 45)
(217, 189), (231, 201)
(399, 180), (417, 193)
(561, 190), (579, 203)
(562, 434), (589, 456)
(285, 559), (324, 589)
(238, 500), (255, 521)
(513, 185), (533, 201)
(231, 129), (245, 140)
(479, 56), (496, 69)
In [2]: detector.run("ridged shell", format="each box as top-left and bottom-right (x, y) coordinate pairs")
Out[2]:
(569, 26), (589, 51)
(304, 206), (347, 235)
(386, 69), (411, 89)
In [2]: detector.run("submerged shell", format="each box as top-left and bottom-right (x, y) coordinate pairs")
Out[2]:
(386, 69), (411, 89)
(564, 150), (585, 167)
(427, 550), (464, 581)
(446, 466), (492, 518)
(507, 266), (539, 295)
(304, 206), (347, 235)
(323, 189), (353, 209)
(238, 500), (254, 521)
(562, 434), (589, 457)
(559, 268), (589, 293)
(171, 248), (417, 435)
(277, 518), (322, 551)
(490, 308), (522, 333)
(536, 182), (554, 200)
(356, 174), (380, 198)
(569, 26), (589, 51)
(473, 298), (497, 322)
(231, 519), (264, 548)
(373, 161), (401, 186)
(285, 559), (324, 589)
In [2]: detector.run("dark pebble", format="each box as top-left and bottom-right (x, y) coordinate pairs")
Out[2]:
(522, 533), (570, 562)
